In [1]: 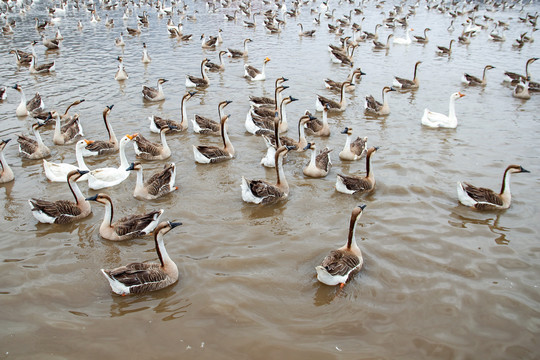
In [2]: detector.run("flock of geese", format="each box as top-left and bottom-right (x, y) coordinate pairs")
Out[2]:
(0, 0), (537, 294)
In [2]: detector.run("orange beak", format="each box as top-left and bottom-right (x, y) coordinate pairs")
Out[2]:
(458, 92), (465, 97)
(84, 139), (94, 145)
(127, 133), (138, 140)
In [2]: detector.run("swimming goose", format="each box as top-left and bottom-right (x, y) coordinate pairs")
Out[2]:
(241, 145), (293, 204)
(363, 24), (381, 41)
(339, 127), (367, 161)
(421, 92), (465, 128)
(17, 122), (50, 159)
(246, 96), (297, 135)
(82, 105), (118, 156)
(263, 114), (313, 152)
(316, 81), (350, 112)
(249, 77), (288, 108)
(41, 34), (60, 50)
(324, 68), (366, 93)
(142, 78), (168, 101)
(133, 126), (174, 161)
(101, 220), (181, 295)
(206, 50), (227, 72)
(86, 134), (135, 190)
(150, 92), (196, 134)
(437, 39), (454, 55)
(126, 162), (178, 200)
(512, 79), (531, 100)
(250, 85), (289, 118)
(504, 57), (538, 84)
(305, 105), (330, 137)
(43, 139), (91, 182)
(329, 44), (357, 67)
(461, 65), (495, 86)
(13, 84), (44, 116)
(200, 34), (218, 49)
(114, 56), (129, 81)
(115, 32), (125, 46)
(126, 23), (141, 35)
(193, 100), (232, 134)
(393, 28), (413, 45)
(372, 34), (393, 50)
(336, 147), (378, 194)
(0, 139), (15, 183)
(193, 114), (234, 163)
(0, 88), (5, 101)
(303, 142), (332, 178)
(86, 193), (163, 241)
(414, 27), (430, 43)
(457, 165), (530, 210)
(364, 86), (396, 115)
(29, 170), (92, 224)
(393, 61), (422, 89)
(9, 49), (32, 66)
(29, 54), (55, 74)
(315, 205), (366, 287)
(186, 58), (210, 88)
(228, 38), (252, 58)
(298, 23), (316, 36)
(35, 17), (49, 31)
(244, 57), (270, 81)
(51, 111), (83, 145)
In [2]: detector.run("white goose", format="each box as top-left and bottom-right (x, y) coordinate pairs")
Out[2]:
(43, 139), (91, 182)
(114, 56), (129, 81)
(393, 28), (414, 45)
(421, 92), (465, 128)
(0, 139), (15, 183)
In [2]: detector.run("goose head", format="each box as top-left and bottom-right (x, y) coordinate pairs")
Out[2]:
(451, 92), (465, 100)
(507, 165), (530, 174)
(341, 127), (353, 135)
(154, 221), (183, 236)
(85, 193), (112, 205)
(126, 161), (143, 172)
(303, 142), (315, 151)
(157, 78), (168, 85)
(69, 169), (89, 181)
(0, 138), (11, 151)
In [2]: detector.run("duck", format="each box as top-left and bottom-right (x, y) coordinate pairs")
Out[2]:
(241, 145), (293, 204)
(228, 38), (252, 58)
(200, 33), (217, 49)
(315, 205), (366, 287)
(298, 23), (316, 36)
(43, 139), (91, 182)
(364, 86), (396, 115)
(457, 165), (530, 210)
(29, 170), (92, 224)
(436, 39), (455, 55)
(512, 79), (531, 100)
(246, 96), (297, 135)
(133, 126), (174, 160)
(13, 84), (45, 116)
(114, 56), (129, 81)
(303, 142), (332, 178)
(141, 43), (151, 63)
(0, 139), (15, 183)
(324, 68), (366, 93)
(304, 105), (331, 137)
(115, 32), (125, 46)
(372, 34), (393, 50)
(393, 61), (422, 89)
(336, 147), (378, 194)
(17, 122), (50, 159)
(249, 77), (288, 108)
(100, 220), (181, 295)
(461, 65), (495, 86)
(504, 57), (538, 84)
(9, 49), (32, 66)
(414, 27), (430, 43)
(150, 91), (196, 134)
(316, 81), (350, 112)
(142, 78), (168, 101)
(126, 162), (178, 200)
(186, 59), (210, 88)
(86, 193), (163, 241)
(29, 54), (55, 74)
(205, 50), (228, 72)
(339, 127), (367, 161)
(421, 92), (465, 128)
(244, 57), (270, 81)
(86, 134), (136, 190)
(82, 105), (118, 156)
(192, 100), (232, 134)
(193, 114), (234, 164)
(393, 28), (413, 44)
(51, 111), (83, 145)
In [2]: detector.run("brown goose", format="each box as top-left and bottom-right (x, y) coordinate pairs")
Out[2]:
(186, 58), (210, 88)
(142, 78), (168, 101)
(205, 50), (228, 72)
(457, 165), (530, 210)
(336, 147), (378, 194)
(133, 126), (174, 160)
(298, 23), (316, 36)
(262, 114), (313, 152)
(228, 38), (252, 58)
(192, 100), (232, 134)
(315, 205), (366, 287)
(13, 84), (44, 116)
(338, 127), (367, 161)
(244, 57), (270, 81)
(324, 68), (366, 93)
(414, 27), (430, 43)
(437, 39), (455, 55)
(461, 65), (495, 86)
(316, 81), (350, 112)
(0, 139), (15, 183)
(372, 34), (393, 50)
(51, 111), (83, 145)
(250, 85), (289, 118)
(393, 61), (422, 89)
(41, 34), (60, 50)
(504, 57), (538, 84)
(28, 170), (91, 224)
(9, 49), (32, 66)
(364, 86), (396, 115)
(82, 105), (118, 156)
(249, 77), (288, 107)
(303, 142), (332, 178)
(17, 122), (50, 159)
(101, 221), (181, 295)
(126, 162), (178, 200)
(246, 96), (297, 135)
(304, 105), (331, 137)
(200, 33), (217, 49)
(193, 114), (234, 163)
(86, 193), (164, 241)
(149, 91), (196, 133)
(29, 54), (55, 74)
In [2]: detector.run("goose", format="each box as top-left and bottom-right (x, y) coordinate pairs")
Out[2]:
(414, 27), (430, 43)
(133, 126), (174, 161)
(241, 145), (293, 204)
(41, 34), (60, 50)
(43, 139), (91, 182)
(0, 87), (5, 101)
(315, 205), (366, 287)
(436, 39), (454, 55)
(339, 127), (367, 161)
(461, 65), (495, 86)
(324, 68), (366, 93)
(86, 193), (163, 241)
(262, 114), (313, 152)
(9, 49), (32, 66)
(126, 162), (178, 200)
(303, 142), (332, 178)
(192, 100), (232, 134)
(140, 43), (151, 64)
(82, 105), (118, 156)
(13, 84), (45, 116)
(150, 91), (196, 134)
(329, 44), (357, 66)
(228, 38), (252, 58)
(101, 221), (181, 295)
(298, 23), (316, 36)
(489, 27), (506, 42)
(504, 58), (538, 84)
(186, 58), (210, 88)
(249, 77), (288, 108)
(364, 86), (396, 115)
(35, 17), (49, 31)
(0, 139), (15, 183)
(393, 28), (413, 44)
(305, 105), (330, 137)
(249, 85), (289, 118)
(244, 57), (270, 81)
(246, 96), (297, 135)
(393, 61), (422, 89)
(512, 79), (531, 100)
(29, 54), (55, 74)
(373, 34), (393, 50)
(224, 10), (238, 21)
(51, 111), (83, 145)
(126, 23), (141, 35)
(336, 147), (378, 194)
(77, 20), (83, 30)
(200, 34), (218, 49)
(17, 122), (50, 159)
(168, 23), (183, 37)
(193, 114), (234, 163)
(29, 170), (92, 224)
(316, 81), (350, 112)
(216, 28), (223, 44)
(421, 92), (465, 128)
(115, 32), (125, 46)
(457, 165), (530, 210)
(142, 78), (168, 101)
(114, 56), (129, 81)
(363, 24), (381, 41)
(86, 134), (136, 190)
(205, 50), (227, 72)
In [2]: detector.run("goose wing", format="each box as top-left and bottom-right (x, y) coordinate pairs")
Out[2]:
(153, 117), (181, 132)
(321, 249), (360, 276)
(194, 115), (220, 132)
(315, 148), (332, 171)
(350, 137), (366, 156)
(142, 86), (158, 99)
(249, 95), (274, 105)
(228, 48), (243, 57)
(61, 117), (83, 141)
(247, 179), (284, 203)
(462, 183), (503, 206)
(26, 93), (43, 112)
(17, 135), (38, 155)
(134, 134), (162, 157)
(145, 164), (175, 196)
(317, 95), (340, 108)
(252, 106), (274, 118)
(35, 62), (55, 72)
(85, 140), (116, 155)
(463, 73), (481, 84)
(29, 199), (81, 224)
(186, 75), (208, 87)
(324, 78), (340, 90)
(337, 174), (373, 192)
(103, 263), (169, 293)
(305, 118), (323, 133)
(195, 145), (229, 159)
(114, 210), (162, 237)
(365, 95), (381, 111)
(394, 76), (415, 87)
(244, 65), (261, 78)
(205, 61), (221, 72)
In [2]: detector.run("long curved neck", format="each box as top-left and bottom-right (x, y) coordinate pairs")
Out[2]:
(33, 126), (45, 145)
(104, 112), (117, 143)
(413, 64), (419, 80)
(261, 61), (267, 76)
(68, 175), (85, 204)
(309, 147), (316, 166)
(201, 62), (208, 80)
(101, 199), (114, 229)
(19, 89), (27, 106)
(275, 151), (288, 190)
(343, 134), (352, 151)
(244, 40), (249, 52)
(0, 151), (12, 175)
(448, 95), (457, 119)
(525, 60), (532, 78)
(322, 109), (328, 126)
(279, 101), (288, 128)
(155, 231), (175, 269)
(75, 145), (89, 170)
(180, 96), (188, 129)
(159, 130), (169, 150)
(500, 168), (512, 195)
(135, 167), (144, 189)
(346, 213), (360, 250)
(221, 120), (233, 154)
(382, 90), (388, 106)
(118, 140), (130, 169)
(340, 84), (347, 105)
(366, 151), (374, 179)
(54, 114), (62, 139)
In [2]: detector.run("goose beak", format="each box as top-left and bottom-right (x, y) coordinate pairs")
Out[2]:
(126, 163), (135, 171)
(127, 133), (137, 140)
(3, 138), (12, 144)
(341, 128), (349, 134)
(458, 92), (465, 97)
(84, 139), (94, 145)
(77, 169), (89, 175)
(303, 143), (312, 151)
(85, 194), (98, 201)
(520, 166), (530, 173)
(289, 96), (298, 102)
(168, 221), (183, 229)
(265, 57), (271, 62)
(107, 104), (114, 110)
(188, 91), (197, 96)
(358, 204), (367, 210)
(282, 77), (289, 82)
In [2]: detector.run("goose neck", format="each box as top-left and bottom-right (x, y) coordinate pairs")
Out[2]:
(222, 120), (234, 155)
(275, 151), (288, 191)
(75, 144), (90, 171)
(104, 112), (117, 143)
(118, 139), (130, 169)
(346, 212), (361, 251)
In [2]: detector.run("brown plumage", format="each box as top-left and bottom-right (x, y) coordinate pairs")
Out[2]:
(336, 147), (378, 194)
(17, 122), (50, 159)
(186, 59), (210, 88)
(133, 126), (173, 160)
(127, 162), (177, 200)
(192, 100), (231, 134)
(83, 105), (118, 156)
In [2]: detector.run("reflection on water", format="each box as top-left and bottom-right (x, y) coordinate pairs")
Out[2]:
(449, 210), (510, 245)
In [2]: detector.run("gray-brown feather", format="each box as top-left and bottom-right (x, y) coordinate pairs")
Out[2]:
(17, 135), (38, 156)
(247, 179), (284, 204)
(195, 145), (230, 162)
(394, 76), (415, 87)
(321, 249), (361, 276)
(463, 183), (503, 206)
(153, 117), (182, 132)
(245, 65), (261, 78)
(194, 115), (220, 133)
(145, 165), (174, 196)
(365, 95), (381, 111)
(85, 140), (116, 155)
(104, 263), (172, 294)
(317, 95), (340, 109)
(135, 134), (162, 157)
(350, 137), (367, 156)
(337, 174), (373, 192)
(29, 198), (82, 224)
(114, 211), (162, 237)
(316, 148), (332, 171)
(463, 73), (482, 84)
